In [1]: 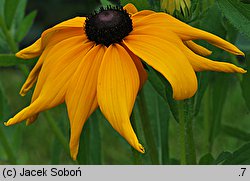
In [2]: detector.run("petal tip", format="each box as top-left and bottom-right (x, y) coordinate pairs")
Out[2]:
(15, 52), (23, 58)
(71, 152), (78, 161)
(19, 91), (26, 97)
(4, 121), (10, 126)
(138, 143), (145, 154)
(241, 69), (247, 74)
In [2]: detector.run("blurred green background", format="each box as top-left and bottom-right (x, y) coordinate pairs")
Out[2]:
(0, 0), (250, 165)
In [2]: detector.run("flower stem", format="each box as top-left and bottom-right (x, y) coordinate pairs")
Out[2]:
(137, 89), (159, 164)
(178, 100), (197, 165)
(44, 111), (69, 155)
(178, 101), (186, 165)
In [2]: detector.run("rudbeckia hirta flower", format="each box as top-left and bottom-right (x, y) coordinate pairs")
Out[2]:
(5, 3), (246, 160)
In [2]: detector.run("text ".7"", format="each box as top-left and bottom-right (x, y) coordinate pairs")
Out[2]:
(239, 168), (246, 177)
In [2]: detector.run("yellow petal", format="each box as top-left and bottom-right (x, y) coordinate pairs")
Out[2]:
(19, 48), (49, 96)
(97, 44), (144, 153)
(123, 3), (138, 14)
(132, 12), (244, 56)
(124, 34), (198, 100)
(16, 38), (42, 59)
(122, 44), (147, 89)
(131, 10), (155, 24)
(181, 44), (247, 73)
(42, 28), (85, 49)
(184, 40), (212, 57)
(16, 17), (86, 59)
(5, 37), (94, 126)
(65, 45), (106, 160)
(131, 24), (246, 73)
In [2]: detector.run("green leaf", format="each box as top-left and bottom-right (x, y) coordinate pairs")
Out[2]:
(222, 142), (250, 164)
(222, 124), (250, 141)
(13, 0), (27, 29)
(193, 72), (209, 116)
(209, 73), (231, 146)
(0, 0), (5, 18)
(241, 52), (250, 111)
(199, 153), (215, 165)
(0, 54), (36, 67)
(78, 109), (102, 164)
(4, 0), (19, 29)
(148, 67), (180, 122)
(16, 10), (37, 42)
(217, 0), (250, 38)
(0, 81), (4, 120)
(214, 151), (232, 164)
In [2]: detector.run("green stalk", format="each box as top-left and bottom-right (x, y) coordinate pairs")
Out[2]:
(178, 101), (186, 165)
(44, 112), (69, 155)
(178, 100), (197, 165)
(137, 89), (159, 164)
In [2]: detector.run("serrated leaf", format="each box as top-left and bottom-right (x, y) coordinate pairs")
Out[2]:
(217, 0), (250, 38)
(16, 10), (37, 42)
(0, 54), (36, 67)
(4, 0), (19, 29)
(222, 142), (250, 164)
(13, 0), (27, 29)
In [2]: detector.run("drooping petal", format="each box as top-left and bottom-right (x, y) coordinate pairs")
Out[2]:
(181, 44), (247, 73)
(124, 34), (198, 100)
(5, 37), (94, 126)
(123, 3), (138, 14)
(16, 17), (86, 59)
(19, 48), (49, 96)
(16, 38), (42, 59)
(184, 40), (212, 57)
(132, 12), (244, 56)
(131, 24), (246, 73)
(97, 44), (144, 153)
(65, 45), (106, 160)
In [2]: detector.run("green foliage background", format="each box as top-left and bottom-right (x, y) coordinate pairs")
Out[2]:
(0, 0), (250, 165)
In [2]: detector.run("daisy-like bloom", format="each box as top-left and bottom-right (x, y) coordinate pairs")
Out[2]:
(5, 3), (246, 160)
(160, 0), (191, 16)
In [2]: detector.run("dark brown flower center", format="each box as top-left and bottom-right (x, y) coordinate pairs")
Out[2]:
(85, 6), (133, 47)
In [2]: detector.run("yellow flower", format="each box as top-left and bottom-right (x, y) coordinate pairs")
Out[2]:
(5, 3), (246, 160)
(160, 0), (191, 16)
